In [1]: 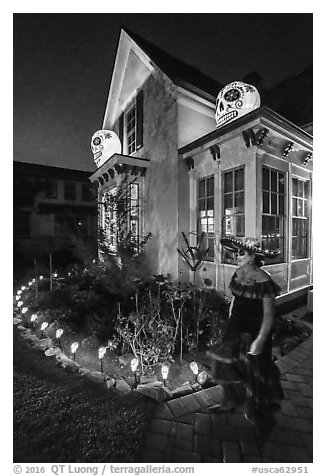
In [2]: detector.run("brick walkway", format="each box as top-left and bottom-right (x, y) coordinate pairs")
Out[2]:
(139, 312), (313, 463)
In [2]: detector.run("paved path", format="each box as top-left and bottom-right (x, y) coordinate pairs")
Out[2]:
(139, 311), (313, 463)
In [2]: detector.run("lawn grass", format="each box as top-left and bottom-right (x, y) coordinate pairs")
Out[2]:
(13, 328), (154, 463)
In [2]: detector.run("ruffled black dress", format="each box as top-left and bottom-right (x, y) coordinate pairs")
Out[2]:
(207, 271), (284, 417)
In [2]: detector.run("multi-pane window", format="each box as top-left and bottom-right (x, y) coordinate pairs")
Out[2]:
(126, 103), (136, 155)
(104, 182), (140, 252)
(262, 167), (285, 262)
(45, 179), (57, 199)
(14, 212), (30, 238)
(292, 178), (309, 259)
(198, 176), (214, 260)
(223, 168), (245, 237)
(64, 182), (76, 200)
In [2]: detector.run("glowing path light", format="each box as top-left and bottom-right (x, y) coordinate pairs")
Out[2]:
(21, 307), (28, 315)
(40, 322), (48, 339)
(71, 342), (79, 361)
(190, 361), (199, 383)
(31, 314), (38, 326)
(131, 358), (139, 386)
(98, 346), (107, 373)
(17, 301), (23, 308)
(161, 363), (170, 387)
(56, 328), (64, 349)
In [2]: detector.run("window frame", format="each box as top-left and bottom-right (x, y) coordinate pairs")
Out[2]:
(291, 176), (310, 260)
(261, 166), (286, 264)
(197, 175), (215, 261)
(126, 101), (137, 155)
(221, 166), (245, 264)
(45, 179), (58, 199)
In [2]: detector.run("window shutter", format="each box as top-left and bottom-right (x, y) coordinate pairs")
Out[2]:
(118, 113), (124, 153)
(136, 89), (144, 150)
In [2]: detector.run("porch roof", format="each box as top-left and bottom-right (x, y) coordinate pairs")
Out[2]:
(89, 153), (150, 186)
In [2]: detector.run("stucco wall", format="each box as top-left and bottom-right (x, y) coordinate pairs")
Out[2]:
(140, 71), (179, 277)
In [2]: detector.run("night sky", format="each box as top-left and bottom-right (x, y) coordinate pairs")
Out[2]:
(13, 13), (313, 172)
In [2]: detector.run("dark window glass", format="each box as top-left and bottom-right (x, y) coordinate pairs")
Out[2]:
(234, 192), (244, 212)
(235, 169), (244, 191)
(224, 172), (233, 193)
(262, 168), (269, 190)
(263, 191), (269, 213)
(271, 171), (277, 192)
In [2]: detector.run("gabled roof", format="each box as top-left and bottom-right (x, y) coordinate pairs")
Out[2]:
(264, 65), (313, 128)
(123, 27), (222, 100)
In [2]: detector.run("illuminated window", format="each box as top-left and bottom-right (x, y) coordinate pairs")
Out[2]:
(262, 167), (285, 263)
(222, 167), (244, 264)
(292, 178), (310, 259)
(197, 176), (214, 260)
(104, 182), (140, 253)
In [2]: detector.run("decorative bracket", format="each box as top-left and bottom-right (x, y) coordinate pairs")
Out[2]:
(282, 141), (294, 157)
(242, 127), (269, 148)
(302, 152), (313, 166)
(185, 157), (194, 170)
(209, 144), (221, 166)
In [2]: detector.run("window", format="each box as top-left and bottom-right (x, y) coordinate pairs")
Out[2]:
(222, 168), (244, 264)
(126, 103), (137, 155)
(14, 212), (30, 238)
(292, 178), (309, 259)
(64, 182), (76, 200)
(198, 176), (214, 260)
(223, 168), (245, 236)
(262, 167), (285, 262)
(45, 179), (57, 199)
(116, 90), (143, 155)
(82, 183), (92, 201)
(104, 181), (141, 252)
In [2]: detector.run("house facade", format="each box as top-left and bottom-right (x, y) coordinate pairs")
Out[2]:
(90, 28), (313, 305)
(14, 161), (98, 275)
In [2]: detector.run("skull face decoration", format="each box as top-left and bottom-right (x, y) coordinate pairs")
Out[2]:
(215, 81), (261, 129)
(91, 130), (122, 168)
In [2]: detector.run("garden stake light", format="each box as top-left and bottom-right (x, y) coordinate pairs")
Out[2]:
(131, 358), (139, 386)
(21, 307), (28, 315)
(40, 322), (48, 339)
(31, 314), (38, 326)
(21, 286), (26, 291)
(190, 361), (199, 383)
(56, 328), (64, 349)
(71, 342), (79, 361)
(17, 301), (23, 308)
(161, 363), (169, 387)
(99, 346), (107, 373)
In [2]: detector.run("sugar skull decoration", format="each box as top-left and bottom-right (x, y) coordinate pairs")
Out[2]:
(215, 81), (261, 129)
(91, 130), (121, 168)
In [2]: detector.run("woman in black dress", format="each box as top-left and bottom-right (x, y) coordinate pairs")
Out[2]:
(207, 236), (283, 424)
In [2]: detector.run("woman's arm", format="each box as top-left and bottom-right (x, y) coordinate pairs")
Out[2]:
(249, 296), (275, 355)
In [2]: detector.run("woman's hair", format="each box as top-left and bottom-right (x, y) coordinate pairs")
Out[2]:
(249, 252), (264, 268)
